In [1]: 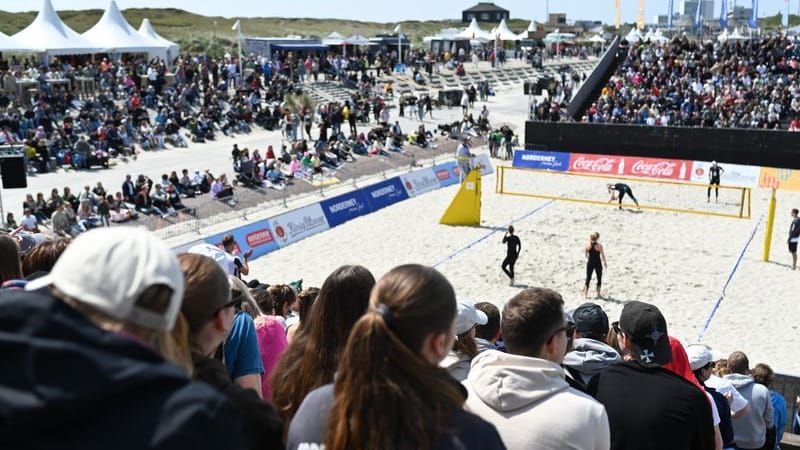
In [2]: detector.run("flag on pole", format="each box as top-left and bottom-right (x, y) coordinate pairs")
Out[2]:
(783, 0), (790, 27)
(615, 0), (621, 30)
(637, 0), (645, 30)
(232, 19), (243, 38)
(695, 0), (703, 29)
(748, 0), (758, 28)
(720, 0), (728, 28)
(393, 24), (401, 33)
(667, 0), (674, 29)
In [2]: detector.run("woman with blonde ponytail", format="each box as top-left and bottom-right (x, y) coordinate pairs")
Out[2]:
(286, 264), (506, 450)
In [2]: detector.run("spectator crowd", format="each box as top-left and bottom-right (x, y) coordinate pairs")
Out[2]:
(0, 225), (794, 450)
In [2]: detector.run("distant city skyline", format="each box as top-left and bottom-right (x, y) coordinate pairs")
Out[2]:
(2, 0), (797, 26)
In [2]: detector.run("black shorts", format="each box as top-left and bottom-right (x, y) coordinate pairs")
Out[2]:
(790, 241), (798, 253)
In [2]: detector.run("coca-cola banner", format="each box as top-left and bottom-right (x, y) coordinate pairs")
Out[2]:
(568, 153), (693, 181)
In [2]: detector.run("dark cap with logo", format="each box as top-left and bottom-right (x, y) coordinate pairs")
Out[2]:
(619, 301), (671, 366)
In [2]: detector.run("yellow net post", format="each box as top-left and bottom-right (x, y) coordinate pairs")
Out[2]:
(763, 188), (777, 262)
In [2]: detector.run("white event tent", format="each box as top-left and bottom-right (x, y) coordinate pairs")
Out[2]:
(138, 18), (180, 63)
(493, 18), (520, 41)
(457, 18), (491, 40)
(0, 31), (28, 52)
(82, 1), (166, 55)
(321, 31), (345, 46)
(12, 0), (105, 55)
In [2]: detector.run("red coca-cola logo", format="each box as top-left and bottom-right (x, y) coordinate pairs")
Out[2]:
(246, 228), (274, 247)
(630, 160), (677, 177)
(571, 156), (617, 173)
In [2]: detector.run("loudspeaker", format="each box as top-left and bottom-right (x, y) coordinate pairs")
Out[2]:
(0, 157), (27, 189)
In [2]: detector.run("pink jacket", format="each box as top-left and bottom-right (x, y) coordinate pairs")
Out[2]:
(253, 315), (288, 400)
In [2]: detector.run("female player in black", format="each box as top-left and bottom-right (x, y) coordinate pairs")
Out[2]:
(583, 232), (607, 299)
(707, 161), (725, 202)
(501, 225), (521, 286)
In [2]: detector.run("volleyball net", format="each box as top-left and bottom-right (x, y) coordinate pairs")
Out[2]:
(495, 166), (752, 219)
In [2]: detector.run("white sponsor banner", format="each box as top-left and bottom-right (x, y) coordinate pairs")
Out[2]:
(473, 154), (494, 175)
(690, 161), (760, 188)
(268, 203), (330, 248)
(400, 168), (441, 197)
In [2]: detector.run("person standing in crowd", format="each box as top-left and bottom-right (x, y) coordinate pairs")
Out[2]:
(588, 301), (715, 450)
(456, 137), (472, 180)
(563, 302), (620, 388)
(441, 300), (488, 382)
(789, 208), (799, 270)
(0, 228), (248, 450)
(707, 161), (725, 203)
(474, 302), (502, 353)
(271, 265), (375, 426)
(464, 287), (610, 450)
(686, 344), (737, 450)
(177, 253), (284, 450)
(221, 277), (265, 399)
(607, 183), (640, 210)
(286, 264), (506, 450)
(583, 232), (607, 299)
(501, 225), (521, 286)
(752, 363), (788, 450)
(723, 352), (776, 450)
(222, 234), (253, 278)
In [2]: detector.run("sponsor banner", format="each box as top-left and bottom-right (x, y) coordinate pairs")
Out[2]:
(569, 153), (692, 181)
(433, 161), (460, 187)
(320, 189), (373, 228)
(204, 220), (279, 259)
(691, 161), (760, 188)
(759, 167), (800, 191)
(400, 168), (441, 197)
(361, 177), (410, 211)
(473, 154), (494, 175)
(269, 203), (330, 248)
(512, 149), (570, 171)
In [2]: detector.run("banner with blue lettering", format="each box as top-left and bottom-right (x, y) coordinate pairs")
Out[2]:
(204, 220), (280, 259)
(361, 177), (409, 211)
(512, 150), (570, 171)
(432, 162), (461, 187)
(320, 189), (373, 228)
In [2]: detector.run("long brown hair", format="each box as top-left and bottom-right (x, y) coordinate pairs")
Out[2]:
(324, 264), (462, 450)
(270, 265), (375, 424)
(0, 234), (21, 283)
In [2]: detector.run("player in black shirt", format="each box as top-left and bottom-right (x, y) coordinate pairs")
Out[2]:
(501, 225), (521, 286)
(707, 161), (724, 202)
(789, 208), (800, 270)
(607, 183), (639, 210)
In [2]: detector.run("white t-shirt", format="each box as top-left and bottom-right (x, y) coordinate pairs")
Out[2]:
(706, 374), (749, 414)
(21, 215), (37, 231)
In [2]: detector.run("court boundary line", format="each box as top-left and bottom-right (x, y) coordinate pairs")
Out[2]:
(432, 200), (555, 268)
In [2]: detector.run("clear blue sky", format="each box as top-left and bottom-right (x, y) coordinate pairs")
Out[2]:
(2, 0), (797, 25)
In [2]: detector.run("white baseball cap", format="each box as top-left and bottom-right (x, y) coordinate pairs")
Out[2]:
(685, 344), (714, 371)
(26, 227), (184, 331)
(454, 299), (488, 335)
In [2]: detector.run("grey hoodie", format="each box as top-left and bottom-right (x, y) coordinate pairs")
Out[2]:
(724, 373), (774, 449)
(562, 338), (621, 385)
(464, 350), (609, 450)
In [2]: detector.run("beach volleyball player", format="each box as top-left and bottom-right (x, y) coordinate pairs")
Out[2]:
(607, 183), (640, 210)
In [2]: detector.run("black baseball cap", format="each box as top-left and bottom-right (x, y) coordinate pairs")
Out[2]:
(618, 301), (671, 367)
(572, 303), (609, 337)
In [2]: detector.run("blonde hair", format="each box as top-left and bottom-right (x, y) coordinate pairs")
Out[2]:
(229, 276), (263, 318)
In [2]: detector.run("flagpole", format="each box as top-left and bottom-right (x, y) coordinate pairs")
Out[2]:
(397, 24), (402, 67)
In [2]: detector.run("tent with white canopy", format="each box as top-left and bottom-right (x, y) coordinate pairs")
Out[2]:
(12, 0), (105, 55)
(138, 18), (180, 63)
(83, 1), (167, 55)
(493, 18), (520, 41)
(343, 34), (371, 46)
(625, 28), (644, 42)
(322, 31), (345, 46)
(457, 18), (490, 40)
(0, 31), (28, 52)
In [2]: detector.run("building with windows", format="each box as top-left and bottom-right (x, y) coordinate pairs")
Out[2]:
(679, 0), (714, 21)
(462, 2), (510, 23)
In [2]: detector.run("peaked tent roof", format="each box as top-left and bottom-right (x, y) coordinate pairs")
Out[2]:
(12, 0), (105, 55)
(0, 31), (28, 52)
(138, 18), (179, 51)
(457, 18), (491, 40)
(322, 31), (345, 45)
(83, 1), (166, 53)
(527, 20), (537, 32)
(494, 18), (519, 41)
(343, 34), (372, 45)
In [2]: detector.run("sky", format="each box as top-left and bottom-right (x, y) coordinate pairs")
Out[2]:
(2, 0), (798, 25)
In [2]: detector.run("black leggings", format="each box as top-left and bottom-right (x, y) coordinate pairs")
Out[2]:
(619, 188), (638, 206)
(708, 177), (720, 198)
(502, 255), (518, 279)
(585, 262), (602, 288)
